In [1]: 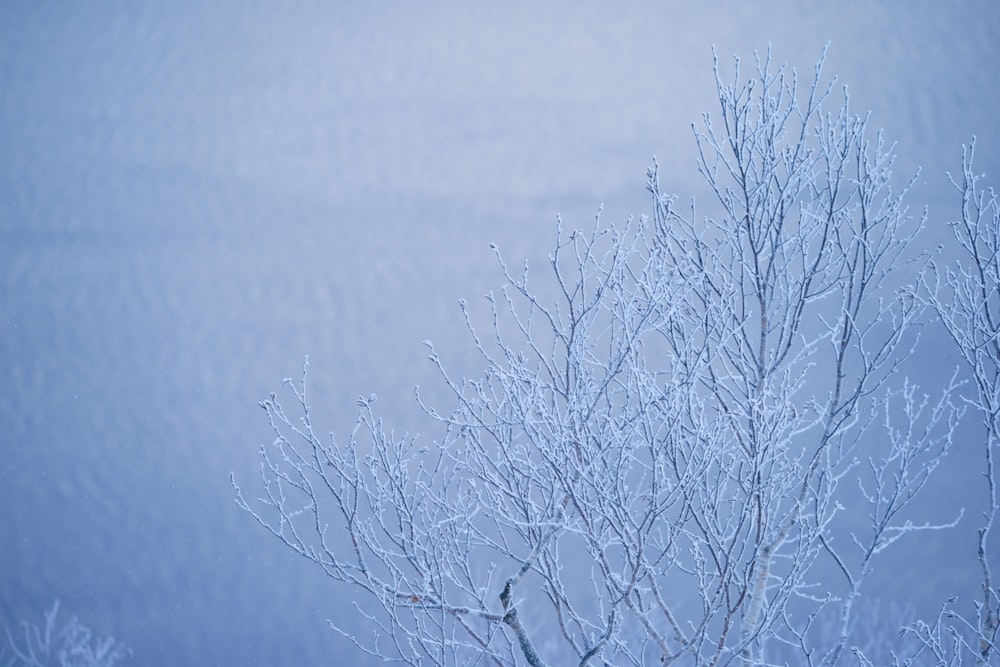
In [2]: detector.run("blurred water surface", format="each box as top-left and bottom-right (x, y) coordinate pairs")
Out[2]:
(1, 2), (998, 663)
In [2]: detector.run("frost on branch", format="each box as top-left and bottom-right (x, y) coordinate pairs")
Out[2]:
(234, 48), (971, 666)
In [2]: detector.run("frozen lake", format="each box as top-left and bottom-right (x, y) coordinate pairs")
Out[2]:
(2, 2), (998, 663)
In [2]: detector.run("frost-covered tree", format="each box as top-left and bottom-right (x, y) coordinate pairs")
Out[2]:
(1, 600), (131, 667)
(234, 49), (971, 665)
(919, 141), (1000, 666)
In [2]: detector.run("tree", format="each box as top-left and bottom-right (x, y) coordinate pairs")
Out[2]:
(1, 600), (131, 667)
(921, 141), (1000, 666)
(233, 48), (977, 665)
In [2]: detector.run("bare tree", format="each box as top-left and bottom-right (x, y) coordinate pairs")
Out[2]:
(921, 140), (1000, 666)
(1, 600), (131, 667)
(233, 49), (963, 665)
